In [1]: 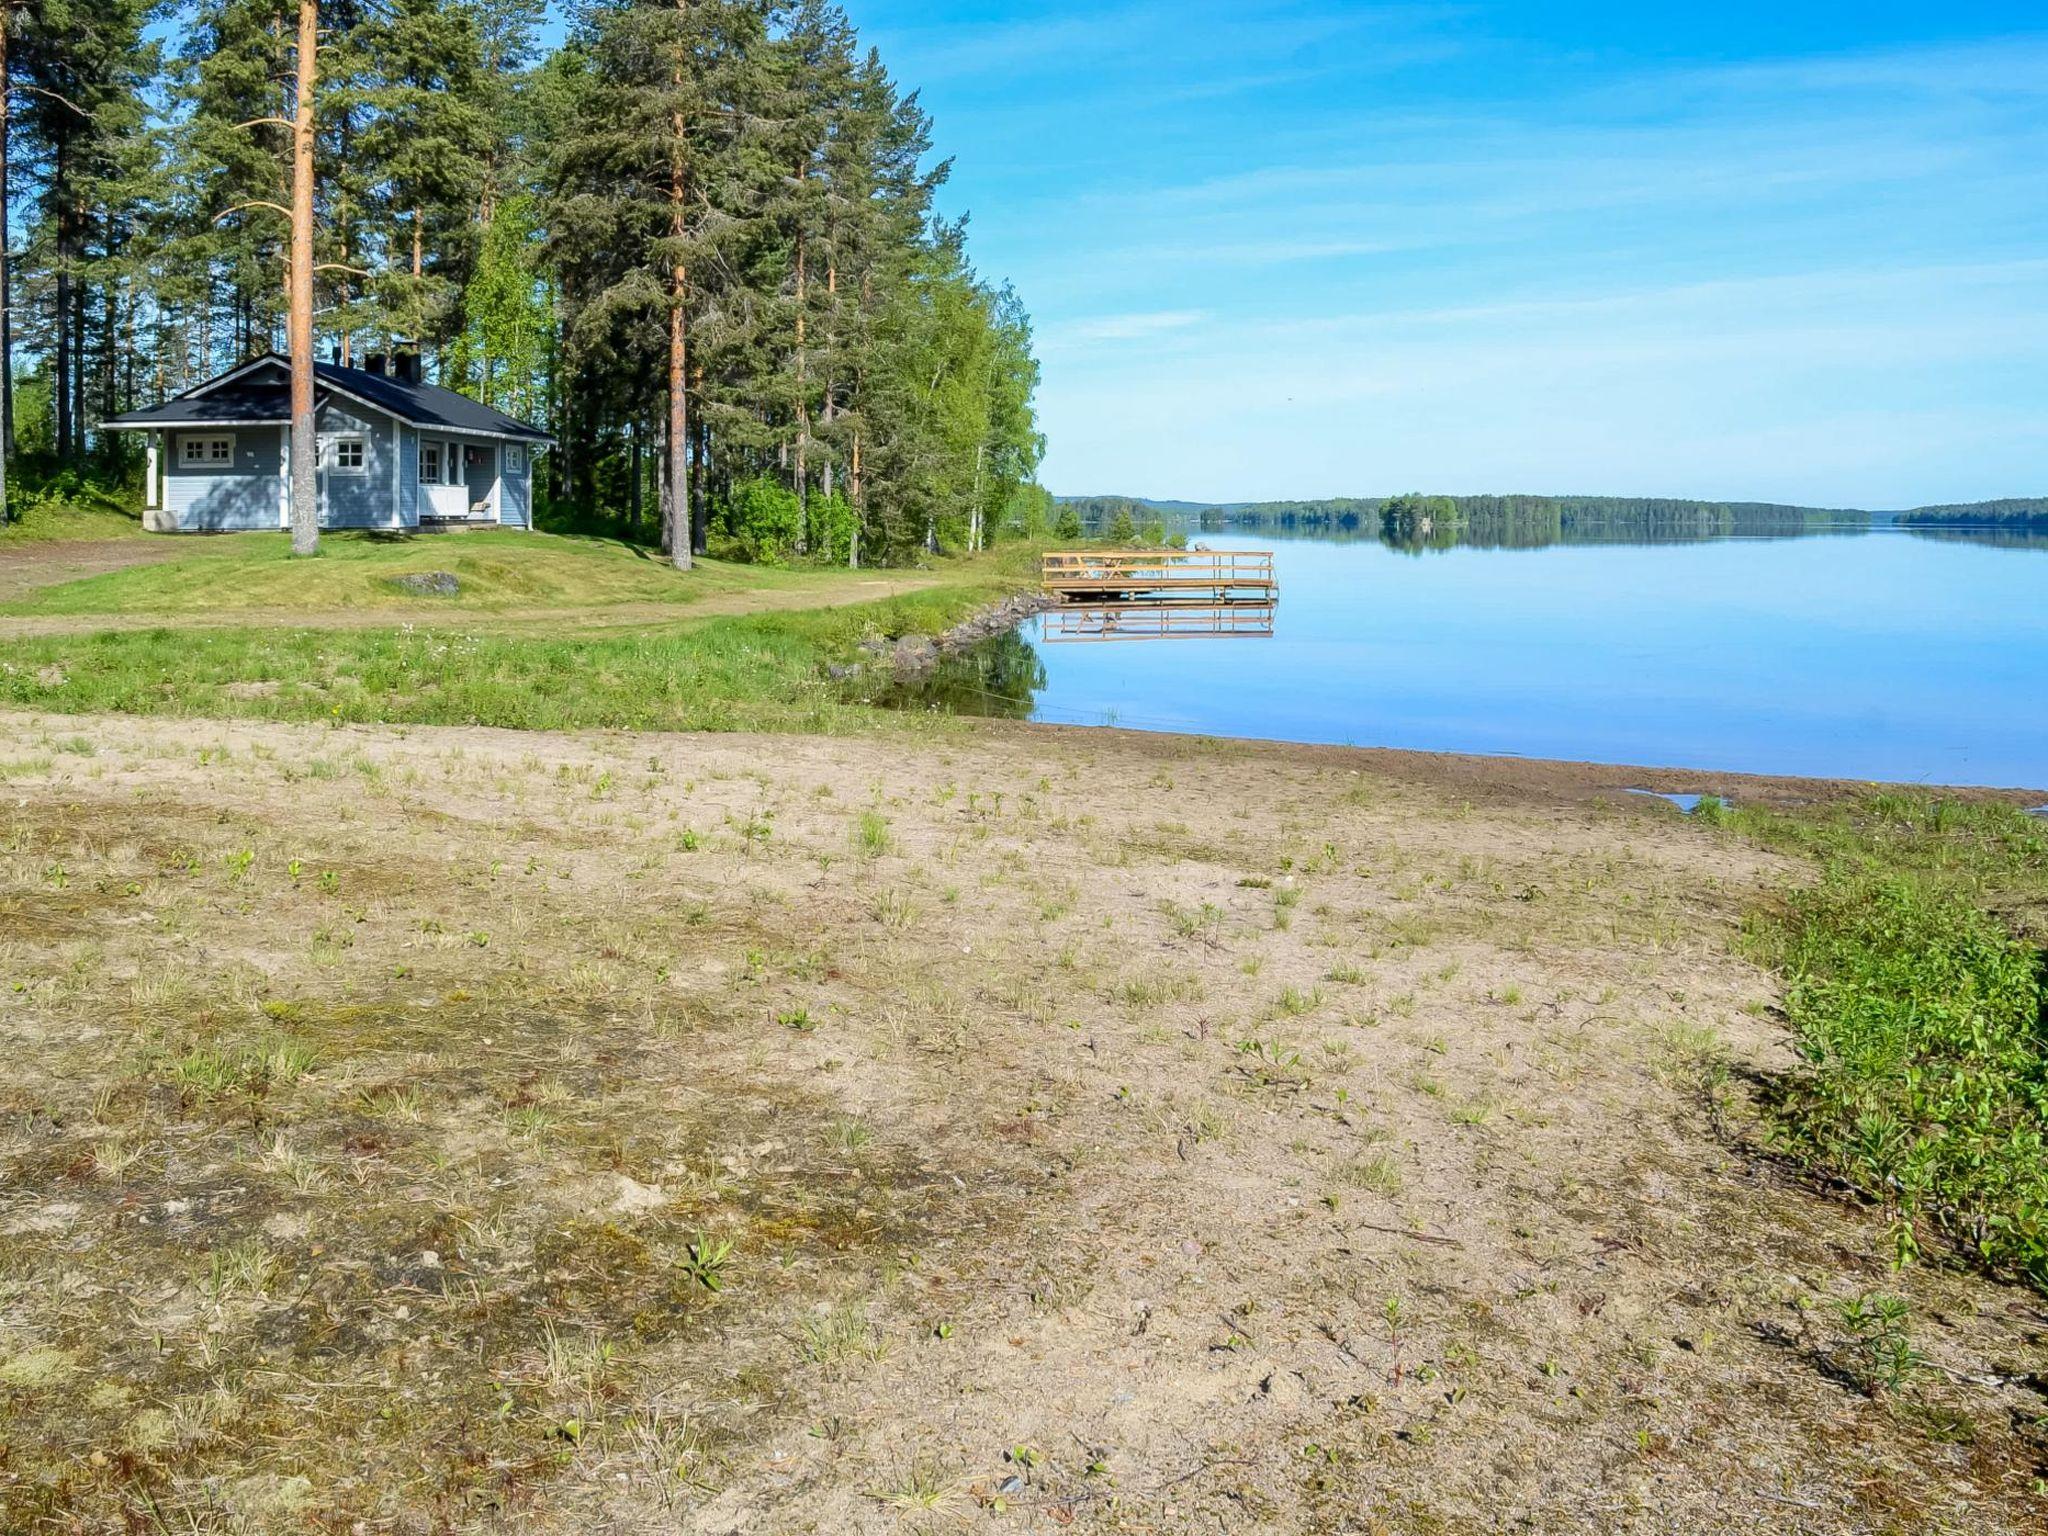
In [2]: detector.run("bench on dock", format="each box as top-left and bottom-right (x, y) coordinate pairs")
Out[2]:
(1041, 549), (1277, 601)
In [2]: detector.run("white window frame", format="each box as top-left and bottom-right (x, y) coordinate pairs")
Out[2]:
(505, 444), (525, 474)
(419, 440), (443, 485)
(325, 434), (367, 474)
(179, 434), (235, 468)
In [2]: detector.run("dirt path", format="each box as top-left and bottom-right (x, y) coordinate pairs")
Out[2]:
(0, 569), (950, 637)
(0, 536), (178, 602)
(1, 709), (2042, 1534)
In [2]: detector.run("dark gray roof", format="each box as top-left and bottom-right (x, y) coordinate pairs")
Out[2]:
(104, 354), (553, 442)
(102, 377), (291, 426)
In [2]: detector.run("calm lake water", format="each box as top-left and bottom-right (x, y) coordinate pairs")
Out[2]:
(889, 530), (2048, 788)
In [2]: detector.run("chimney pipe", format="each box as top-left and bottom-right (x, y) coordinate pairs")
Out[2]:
(394, 351), (421, 384)
(364, 353), (389, 377)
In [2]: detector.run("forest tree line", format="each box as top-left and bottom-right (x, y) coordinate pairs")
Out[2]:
(1189, 494), (1863, 548)
(0, 0), (1047, 565)
(1134, 493), (2045, 550)
(1894, 498), (2048, 532)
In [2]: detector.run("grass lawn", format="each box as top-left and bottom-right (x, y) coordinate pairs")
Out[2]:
(0, 489), (145, 543)
(0, 526), (992, 618)
(0, 528), (1037, 734)
(0, 584), (1014, 734)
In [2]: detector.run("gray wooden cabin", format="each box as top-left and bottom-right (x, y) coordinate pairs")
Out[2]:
(105, 354), (553, 534)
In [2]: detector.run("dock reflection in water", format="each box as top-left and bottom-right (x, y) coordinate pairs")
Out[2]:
(1042, 600), (1278, 642)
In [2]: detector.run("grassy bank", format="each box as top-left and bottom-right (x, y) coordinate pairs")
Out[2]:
(0, 571), (1025, 735)
(1730, 795), (2048, 1288)
(0, 487), (144, 542)
(0, 527), (996, 618)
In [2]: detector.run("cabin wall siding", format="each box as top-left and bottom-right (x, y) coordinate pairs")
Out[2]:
(164, 428), (285, 531)
(316, 402), (401, 529)
(397, 423), (419, 526)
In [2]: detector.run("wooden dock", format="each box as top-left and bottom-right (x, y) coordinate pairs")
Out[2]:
(1041, 549), (1277, 602)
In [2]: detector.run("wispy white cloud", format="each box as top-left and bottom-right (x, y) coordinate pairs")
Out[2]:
(866, 1), (2048, 503)
(1039, 252), (2048, 504)
(1053, 309), (1210, 344)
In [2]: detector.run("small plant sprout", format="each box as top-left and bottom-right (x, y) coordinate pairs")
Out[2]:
(681, 1234), (734, 1292)
(853, 808), (892, 859)
(1837, 1293), (1925, 1397)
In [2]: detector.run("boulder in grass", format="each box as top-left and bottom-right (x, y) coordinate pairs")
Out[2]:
(389, 571), (460, 597)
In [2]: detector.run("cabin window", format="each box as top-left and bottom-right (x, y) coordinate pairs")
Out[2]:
(420, 441), (442, 484)
(505, 445), (524, 474)
(326, 435), (366, 473)
(180, 434), (234, 467)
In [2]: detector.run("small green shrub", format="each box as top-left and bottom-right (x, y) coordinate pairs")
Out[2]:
(726, 476), (804, 564)
(1762, 870), (2047, 1286)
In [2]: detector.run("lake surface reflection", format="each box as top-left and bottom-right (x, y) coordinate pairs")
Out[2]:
(885, 529), (2048, 788)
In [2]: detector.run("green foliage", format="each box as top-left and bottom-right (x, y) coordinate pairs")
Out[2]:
(451, 194), (552, 421)
(725, 477), (805, 564)
(1380, 493), (1461, 548)
(1896, 498), (2048, 533)
(1742, 796), (2048, 1289)
(0, 469), (138, 540)
(1054, 504), (1084, 540)
(546, 2), (1043, 565)
(1106, 507), (1138, 544)
(1836, 1292), (1925, 1396)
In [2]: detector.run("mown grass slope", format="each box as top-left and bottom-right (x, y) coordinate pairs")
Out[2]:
(1, 527), (910, 616)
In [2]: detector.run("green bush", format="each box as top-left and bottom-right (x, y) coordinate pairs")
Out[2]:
(726, 475), (804, 564)
(807, 491), (856, 564)
(1764, 870), (2047, 1285)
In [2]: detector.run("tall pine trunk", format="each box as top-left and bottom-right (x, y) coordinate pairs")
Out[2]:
(847, 430), (861, 568)
(792, 171), (808, 550)
(689, 365), (708, 555)
(820, 258), (835, 502)
(287, 0), (319, 557)
(665, 26), (691, 573)
(0, 3), (12, 519)
(53, 269), (69, 461)
(628, 417), (641, 533)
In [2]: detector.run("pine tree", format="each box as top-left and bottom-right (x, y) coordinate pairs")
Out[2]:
(13, 0), (158, 466)
(768, 0), (856, 536)
(357, 0), (490, 358)
(552, 0), (772, 569)
(169, 0), (296, 375)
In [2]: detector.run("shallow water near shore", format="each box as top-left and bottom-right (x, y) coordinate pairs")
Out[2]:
(888, 529), (2048, 787)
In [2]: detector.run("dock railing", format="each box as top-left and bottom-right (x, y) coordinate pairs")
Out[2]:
(1040, 549), (1276, 598)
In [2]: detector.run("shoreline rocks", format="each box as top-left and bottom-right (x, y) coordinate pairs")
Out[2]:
(833, 589), (1057, 683)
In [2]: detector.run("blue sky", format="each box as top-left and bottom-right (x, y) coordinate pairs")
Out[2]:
(831, 1), (2048, 507)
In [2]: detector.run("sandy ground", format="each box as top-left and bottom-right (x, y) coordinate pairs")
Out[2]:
(1, 709), (2043, 1534)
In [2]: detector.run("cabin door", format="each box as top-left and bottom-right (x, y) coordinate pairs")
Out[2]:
(462, 442), (499, 522)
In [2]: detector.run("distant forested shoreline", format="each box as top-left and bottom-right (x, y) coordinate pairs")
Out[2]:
(1057, 493), (2048, 550)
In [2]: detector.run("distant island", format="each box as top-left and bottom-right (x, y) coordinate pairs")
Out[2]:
(1056, 493), (2048, 549)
